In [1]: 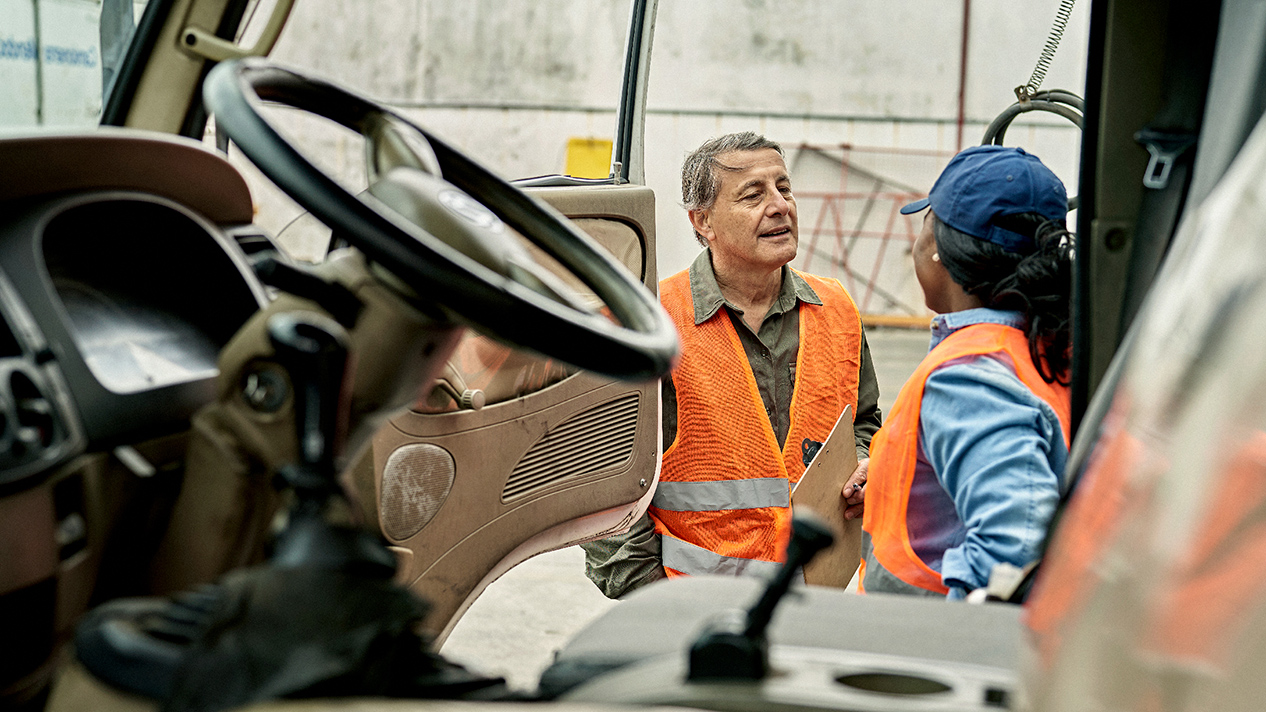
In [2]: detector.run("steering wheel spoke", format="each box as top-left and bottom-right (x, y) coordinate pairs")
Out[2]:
(363, 112), (444, 183)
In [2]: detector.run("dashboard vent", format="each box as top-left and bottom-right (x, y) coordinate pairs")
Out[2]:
(502, 393), (640, 503)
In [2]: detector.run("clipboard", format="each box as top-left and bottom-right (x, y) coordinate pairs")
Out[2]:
(791, 405), (861, 588)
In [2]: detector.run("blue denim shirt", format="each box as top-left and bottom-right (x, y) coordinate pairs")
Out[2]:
(907, 308), (1068, 599)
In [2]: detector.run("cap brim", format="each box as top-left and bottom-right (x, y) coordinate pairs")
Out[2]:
(899, 197), (930, 215)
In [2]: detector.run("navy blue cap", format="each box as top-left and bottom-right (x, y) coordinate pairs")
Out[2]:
(900, 145), (1067, 252)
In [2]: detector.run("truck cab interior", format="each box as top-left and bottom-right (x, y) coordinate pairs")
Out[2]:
(5, 1), (1266, 711)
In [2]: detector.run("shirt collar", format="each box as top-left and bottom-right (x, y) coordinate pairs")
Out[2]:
(929, 308), (1026, 349)
(687, 250), (822, 325)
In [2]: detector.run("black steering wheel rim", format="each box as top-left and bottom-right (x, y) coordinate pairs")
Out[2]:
(203, 58), (677, 381)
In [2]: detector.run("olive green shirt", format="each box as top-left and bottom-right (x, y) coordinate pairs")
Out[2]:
(581, 250), (883, 598)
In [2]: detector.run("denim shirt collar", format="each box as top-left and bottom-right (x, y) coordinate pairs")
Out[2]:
(929, 308), (1026, 350)
(686, 250), (821, 325)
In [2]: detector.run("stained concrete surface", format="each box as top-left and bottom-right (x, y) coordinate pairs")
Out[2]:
(438, 326), (931, 692)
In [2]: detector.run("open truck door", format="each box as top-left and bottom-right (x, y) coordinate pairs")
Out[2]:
(361, 1), (665, 642)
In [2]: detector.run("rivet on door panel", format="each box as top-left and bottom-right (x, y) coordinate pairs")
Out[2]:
(380, 443), (456, 541)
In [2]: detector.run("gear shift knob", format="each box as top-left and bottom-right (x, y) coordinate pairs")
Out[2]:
(265, 312), (393, 573)
(743, 510), (835, 639)
(267, 312), (352, 501)
(687, 510), (836, 680)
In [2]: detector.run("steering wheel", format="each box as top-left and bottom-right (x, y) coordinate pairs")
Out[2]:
(202, 58), (677, 380)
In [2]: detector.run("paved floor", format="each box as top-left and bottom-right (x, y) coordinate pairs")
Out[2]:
(439, 326), (932, 692)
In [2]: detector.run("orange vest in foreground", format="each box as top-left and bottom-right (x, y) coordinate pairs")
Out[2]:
(650, 267), (862, 578)
(861, 322), (1070, 595)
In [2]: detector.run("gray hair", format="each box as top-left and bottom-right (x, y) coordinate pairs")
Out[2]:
(681, 132), (785, 245)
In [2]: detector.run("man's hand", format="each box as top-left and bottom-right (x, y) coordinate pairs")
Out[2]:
(841, 458), (869, 520)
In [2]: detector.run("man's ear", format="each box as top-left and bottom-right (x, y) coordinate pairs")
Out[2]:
(688, 208), (713, 243)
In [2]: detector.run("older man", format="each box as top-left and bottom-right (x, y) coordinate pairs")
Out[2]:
(583, 132), (881, 597)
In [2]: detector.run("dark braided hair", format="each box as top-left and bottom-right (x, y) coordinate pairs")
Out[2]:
(932, 212), (1074, 384)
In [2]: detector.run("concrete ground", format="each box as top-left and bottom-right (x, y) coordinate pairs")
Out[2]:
(439, 326), (932, 692)
(867, 325), (933, 417)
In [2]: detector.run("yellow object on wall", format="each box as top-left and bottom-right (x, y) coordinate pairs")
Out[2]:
(565, 137), (613, 179)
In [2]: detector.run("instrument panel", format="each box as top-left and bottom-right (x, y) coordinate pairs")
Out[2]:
(0, 132), (269, 491)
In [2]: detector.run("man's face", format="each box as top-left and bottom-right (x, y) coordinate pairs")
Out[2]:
(690, 148), (798, 274)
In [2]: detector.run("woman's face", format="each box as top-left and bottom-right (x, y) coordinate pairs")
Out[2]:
(913, 211), (953, 313)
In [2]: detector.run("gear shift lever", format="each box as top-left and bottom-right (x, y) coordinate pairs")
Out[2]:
(268, 312), (351, 506)
(264, 312), (394, 573)
(687, 510), (835, 680)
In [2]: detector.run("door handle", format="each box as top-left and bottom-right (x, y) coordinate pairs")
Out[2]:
(182, 0), (295, 62)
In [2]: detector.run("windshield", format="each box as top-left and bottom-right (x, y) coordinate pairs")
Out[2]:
(1, 0), (154, 129)
(1, 0), (1092, 321)
(242, 1), (1088, 315)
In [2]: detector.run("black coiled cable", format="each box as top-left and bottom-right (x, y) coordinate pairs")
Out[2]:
(1017, 0), (1078, 101)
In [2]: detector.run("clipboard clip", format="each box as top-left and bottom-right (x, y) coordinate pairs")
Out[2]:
(801, 438), (823, 467)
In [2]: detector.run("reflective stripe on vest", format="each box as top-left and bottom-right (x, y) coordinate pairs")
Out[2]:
(861, 323), (1071, 595)
(662, 536), (784, 578)
(652, 477), (791, 512)
(651, 267), (862, 578)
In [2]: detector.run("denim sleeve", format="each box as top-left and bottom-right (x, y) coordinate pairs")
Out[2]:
(919, 357), (1066, 595)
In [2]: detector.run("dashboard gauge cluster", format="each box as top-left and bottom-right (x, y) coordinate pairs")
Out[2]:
(0, 193), (268, 456)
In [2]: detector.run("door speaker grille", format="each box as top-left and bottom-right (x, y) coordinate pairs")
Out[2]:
(380, 443), (456, 541)
(502, 393), (640, 502)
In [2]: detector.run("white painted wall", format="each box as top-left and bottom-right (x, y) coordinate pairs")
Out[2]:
(1, 0), (111, 128)
(0, 0), (150, 128)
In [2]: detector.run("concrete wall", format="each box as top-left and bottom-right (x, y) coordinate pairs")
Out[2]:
(255, 0), (1090, 289)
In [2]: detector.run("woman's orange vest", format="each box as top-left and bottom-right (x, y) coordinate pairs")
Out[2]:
(860, 322), (1070, 595)
(651, 267), (862, 577)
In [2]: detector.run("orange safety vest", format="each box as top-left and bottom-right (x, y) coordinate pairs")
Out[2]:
(860, 322), (1070, 595)
(1023, 400), (1143, 664)
(650, 267), (862, 578)
(1141, 431), (1266, 668)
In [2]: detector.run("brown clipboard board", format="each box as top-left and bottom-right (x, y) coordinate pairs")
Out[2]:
(791, 405), (861, 588)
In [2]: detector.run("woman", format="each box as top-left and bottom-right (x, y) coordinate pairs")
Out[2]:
(849, 145), (1074, 599)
